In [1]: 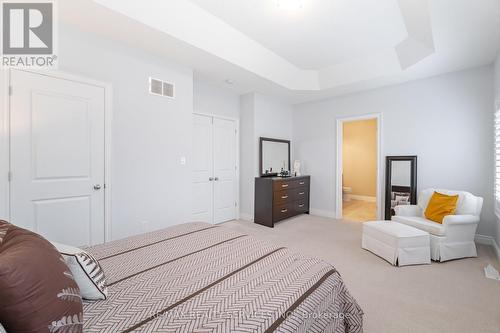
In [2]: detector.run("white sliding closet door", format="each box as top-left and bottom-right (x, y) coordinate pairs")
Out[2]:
(192, 114), (237, 224)
(10, 70), (106, 246)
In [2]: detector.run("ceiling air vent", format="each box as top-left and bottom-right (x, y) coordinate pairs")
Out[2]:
(149, 77), (175, 99)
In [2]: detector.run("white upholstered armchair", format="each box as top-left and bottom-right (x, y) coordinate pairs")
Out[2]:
(393, 189), (483, 262)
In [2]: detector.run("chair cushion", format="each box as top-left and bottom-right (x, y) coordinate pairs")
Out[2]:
(424, 192), (459, 223)
(392, 216), (446, 236)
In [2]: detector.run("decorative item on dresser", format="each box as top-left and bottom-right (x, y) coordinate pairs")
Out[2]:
(254, 176), (310, 227)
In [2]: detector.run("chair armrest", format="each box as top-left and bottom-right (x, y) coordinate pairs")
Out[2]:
(394, 205), (422, 217)
(443, 215), (479, 225)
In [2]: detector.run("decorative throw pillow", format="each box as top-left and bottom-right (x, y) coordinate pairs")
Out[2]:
(0, 323), (6, 333)
(424, 192), (459, 224)
(0, 220), (83, 333)
(52, 242), (108, 300)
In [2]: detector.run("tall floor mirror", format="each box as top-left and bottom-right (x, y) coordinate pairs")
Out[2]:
(385, 156), (417, 220)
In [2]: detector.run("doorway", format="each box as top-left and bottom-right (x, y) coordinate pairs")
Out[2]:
(8, 69), (111, 246)
(192, 113), (238, 224)
(336, 114), (382, 221)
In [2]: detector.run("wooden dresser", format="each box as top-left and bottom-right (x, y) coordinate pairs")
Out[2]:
(254, 176), (310, 228)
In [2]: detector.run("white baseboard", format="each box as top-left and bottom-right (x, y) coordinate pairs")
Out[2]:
(346, 194), (377, 202)
(239, 213), (254, 222)
(475, 234), (500, 260)
(310, 208), (336, 219)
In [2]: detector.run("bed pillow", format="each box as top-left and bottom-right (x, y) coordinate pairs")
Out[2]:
(0, 220), (83, 333)
(52, 242), (108, 300)
(0, 323), (6, 333)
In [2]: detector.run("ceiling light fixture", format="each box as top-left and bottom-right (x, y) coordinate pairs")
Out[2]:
(276, 0), (303, 11)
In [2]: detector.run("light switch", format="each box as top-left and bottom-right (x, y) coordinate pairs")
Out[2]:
(180, 156), (186, 165)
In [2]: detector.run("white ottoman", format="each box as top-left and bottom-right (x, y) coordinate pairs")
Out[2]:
(362, 221), (431, 266)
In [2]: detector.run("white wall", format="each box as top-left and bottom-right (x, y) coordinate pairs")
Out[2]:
(494, 53), (500, 251)
(293, 66), (496, 237)
(254, 94), (293, 176)
(58, 24), (194, 240)
(239, 93), (293, 218)
(193, 78), (240, 119)
(239, 94), (255, 218)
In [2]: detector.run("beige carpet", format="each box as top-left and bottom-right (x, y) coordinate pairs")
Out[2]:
(222, 215), (500, 333)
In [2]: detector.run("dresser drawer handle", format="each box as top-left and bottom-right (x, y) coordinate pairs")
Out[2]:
(281, 209), (288, 213)
(299, 204), (305, 208)
(298, 192), (305, 195)
(281, 195), (289, 199)
(299, 182), (305, 185)
(281, 184), (289, 188)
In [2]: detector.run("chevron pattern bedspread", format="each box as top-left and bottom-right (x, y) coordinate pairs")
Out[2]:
(83, 222), (363, 332)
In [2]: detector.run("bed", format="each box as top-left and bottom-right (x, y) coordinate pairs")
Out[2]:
(83, 222), (363, 332)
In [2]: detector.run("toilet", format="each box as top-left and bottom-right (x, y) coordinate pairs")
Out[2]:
(343, 187), (352, 202)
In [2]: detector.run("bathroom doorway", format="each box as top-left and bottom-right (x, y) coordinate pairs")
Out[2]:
(336, 114), (382, 221)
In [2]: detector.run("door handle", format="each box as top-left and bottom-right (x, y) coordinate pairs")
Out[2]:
(93, 184), (102, 190)
(209, 177), (214, 181)
(281, 209), (288, 213)
(281, 184), (289, 188)
(214, 177), (219, 181)
(281, 195), (288, 199)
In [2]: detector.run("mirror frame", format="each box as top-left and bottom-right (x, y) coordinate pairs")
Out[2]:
(259, 137), (291, 177)
(385, 155), (418, 220)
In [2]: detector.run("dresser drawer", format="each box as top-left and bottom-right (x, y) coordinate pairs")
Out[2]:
(295, 200), (309, 213)
(295, 187), (309, 200)
(273, 203), (293, 221)
(273, 179), (295, 191)
(273, 189), (294, 204)
(296, 177), (309, 188)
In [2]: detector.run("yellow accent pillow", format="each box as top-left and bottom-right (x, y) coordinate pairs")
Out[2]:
(424, 191), (459, 224)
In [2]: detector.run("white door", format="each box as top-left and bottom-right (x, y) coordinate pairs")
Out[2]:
(192, 114), (213, 223)
(10, 70), (106, 246)
(213, 118), (237, 223)
(191, 114), (237, 224)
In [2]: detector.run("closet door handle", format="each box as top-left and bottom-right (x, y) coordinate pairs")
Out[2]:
(281, 195), (288, 199)
(209, 177), (214, 181)
(214, 177), (219, 181)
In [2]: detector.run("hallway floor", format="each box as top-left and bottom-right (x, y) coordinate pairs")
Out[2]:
(342, 199), (377, 221)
